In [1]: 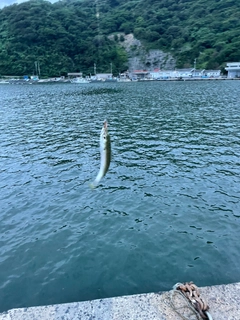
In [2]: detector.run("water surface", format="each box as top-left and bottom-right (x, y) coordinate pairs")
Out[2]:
(0, 81), (240, 311)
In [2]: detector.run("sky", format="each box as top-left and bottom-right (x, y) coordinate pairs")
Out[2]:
(0, 0), (58, 9)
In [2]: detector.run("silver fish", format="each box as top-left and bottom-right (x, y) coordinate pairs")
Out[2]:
(91, 120), (111, 187)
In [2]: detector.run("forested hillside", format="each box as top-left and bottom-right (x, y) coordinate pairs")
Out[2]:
(0, 0), (240, 77)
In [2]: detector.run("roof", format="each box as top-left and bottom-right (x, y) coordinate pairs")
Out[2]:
(175, 68), (194, 72)
(67, 73), (82, 76)
(132, 70), (149, 74)
(96, 73), (112, 76)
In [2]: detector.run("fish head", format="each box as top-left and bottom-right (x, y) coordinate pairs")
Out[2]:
(100, 120), (110, 148)
(101, 120), (108, 137)
(103, 119), (108, 129)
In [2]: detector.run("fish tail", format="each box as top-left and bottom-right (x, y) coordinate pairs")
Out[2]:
(89, 182), (96, 189)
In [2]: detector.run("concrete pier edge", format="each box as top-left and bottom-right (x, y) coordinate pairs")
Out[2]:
(0, 282), (239, 319)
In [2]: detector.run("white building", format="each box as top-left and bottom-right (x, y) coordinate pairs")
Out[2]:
(150, 68), (201, 79)
(225, 62), (240, 78)
(175, 68), (194, 78)
(149, 69), (178, 79)
(146, 68), (222, 80)
(131, 70), (150, 79)
(91, 73), (113, 80)
(202, 70), (221, 77)
(68, 72), (83, 77)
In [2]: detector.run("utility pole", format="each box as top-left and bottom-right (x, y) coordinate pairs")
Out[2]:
(35, 61), (38, 76)
(110, 62), (112, 76)
(34, 61), (40, 78)
(194, 58), (197, 77)
(94, 63), (96, 75)
(38, 61), (40, 78)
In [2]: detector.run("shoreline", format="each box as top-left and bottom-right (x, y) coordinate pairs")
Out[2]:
(0, 77), (240, 85)
(0, 282), (239, 319)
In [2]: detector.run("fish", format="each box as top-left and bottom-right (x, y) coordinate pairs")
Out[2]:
(90, 120), (111, 187)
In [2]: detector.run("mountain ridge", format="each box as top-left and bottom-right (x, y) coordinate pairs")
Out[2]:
(0, 0), (239, 77)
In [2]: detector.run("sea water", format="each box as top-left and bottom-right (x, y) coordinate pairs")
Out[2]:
(0, 80), (239, 312)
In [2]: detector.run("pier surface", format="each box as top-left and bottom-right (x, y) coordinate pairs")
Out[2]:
(0, 282), (239, 319)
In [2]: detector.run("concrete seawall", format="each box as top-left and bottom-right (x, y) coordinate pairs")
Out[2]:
(0, 282), (239, 319)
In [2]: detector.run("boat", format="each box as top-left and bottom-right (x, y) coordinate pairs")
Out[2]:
(70, 77), (90, 84)
(105, 77), (118, 82)
(90, 76), (105, 83)
(117, 73), (132, 82)
(117, 77), (131, 82)
(0, 80), (9, 84)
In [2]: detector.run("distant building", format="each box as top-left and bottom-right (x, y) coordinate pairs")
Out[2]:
(149, 69), (162, 79)
(192, 69), (204, 77)
(202, 70), (221, 77)
(225, 62), (240, 78)
(94, 73), (113, 80)
(149, 69), (175, 79)
(145, 69), (177, 79)
(132, 70), (150, 79)
(68, 72), (83, 78)
(175, 68), (194, 78)
(149, 68), (194, 79)
(149, 68), (221, 79)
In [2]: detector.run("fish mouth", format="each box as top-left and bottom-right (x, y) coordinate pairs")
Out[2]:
(103, 120), (108, 129)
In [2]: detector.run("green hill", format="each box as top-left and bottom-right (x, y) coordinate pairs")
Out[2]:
(0, 0), (239, 77)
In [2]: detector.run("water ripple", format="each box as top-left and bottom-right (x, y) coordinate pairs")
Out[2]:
(0, 81), (240, 311)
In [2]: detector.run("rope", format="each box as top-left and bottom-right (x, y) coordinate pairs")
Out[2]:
(205, 311), (213, 320)
(170, 282), (213, 320)
(170, 287), (202, 320)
